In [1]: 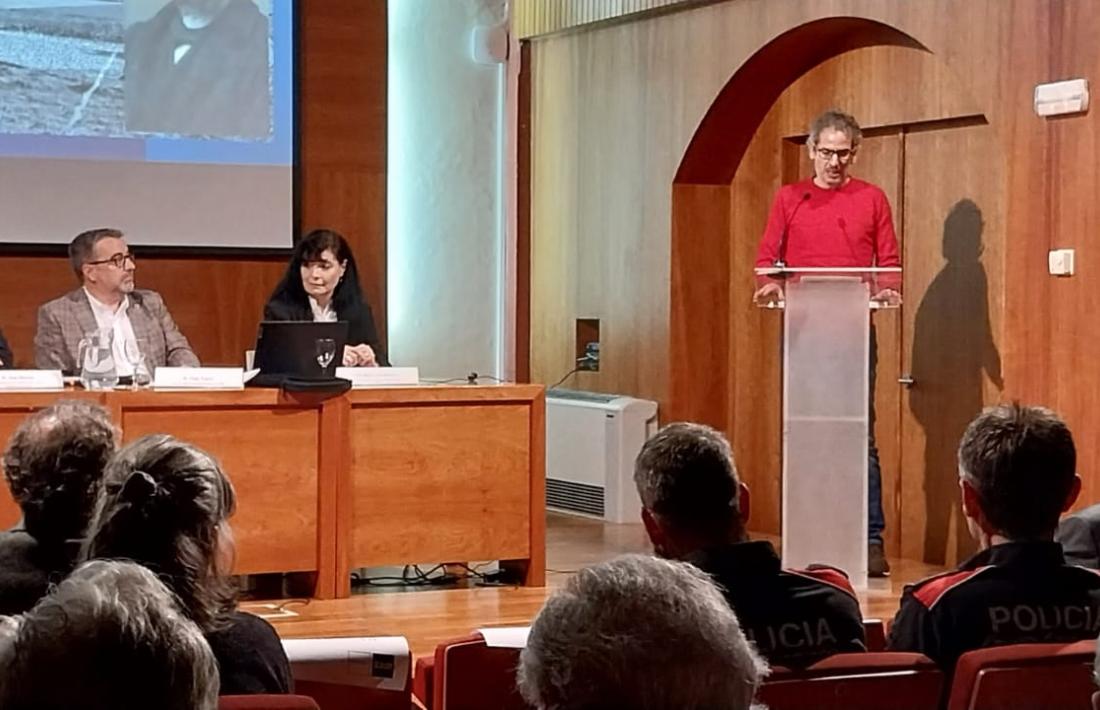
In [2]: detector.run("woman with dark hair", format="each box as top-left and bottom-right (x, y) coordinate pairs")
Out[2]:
(264, 229), (389, 367)
(81, 435), (291, 696)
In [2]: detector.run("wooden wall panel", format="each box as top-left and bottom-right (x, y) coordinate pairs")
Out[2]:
(667, 183), (730, 426)
(1050, 1), (1100, 511)
(349, 403), (533, 566)
(528, 3), (756, 403)
(526, 0), (1082, 553)
(899, 123), (1005, 565)
(727, 118), (782, 535)
(528, 6), (996, 411)
(0, 1), (387, 368)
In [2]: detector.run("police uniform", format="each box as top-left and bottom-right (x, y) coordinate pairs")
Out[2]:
(688, 540), (866, 667)
(888, 541), (1100, 668)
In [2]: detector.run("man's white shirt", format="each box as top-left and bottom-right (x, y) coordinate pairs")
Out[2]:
(84, 288), (138, 376)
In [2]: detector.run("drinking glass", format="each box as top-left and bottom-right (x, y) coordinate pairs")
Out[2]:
(315, 338), (336, 376)
(123, 339), (149, 389)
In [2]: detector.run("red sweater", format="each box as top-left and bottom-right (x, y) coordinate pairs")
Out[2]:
(755, 178), (901, 288)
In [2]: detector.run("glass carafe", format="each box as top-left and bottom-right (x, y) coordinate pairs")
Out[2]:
(78, 328), (118, 390)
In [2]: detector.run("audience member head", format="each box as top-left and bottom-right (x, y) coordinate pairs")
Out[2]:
(2, 400), (117, 547)
(269, 228), (366, 312)
(83, 434), (238, 631)
(807, 109), (861, 188)
(634, 422), (749, 559)
(518, 553), (767, 710)
(0, 559), (218, 710)
(958, 403), (1079, 547)
(69, 228), (135, 302)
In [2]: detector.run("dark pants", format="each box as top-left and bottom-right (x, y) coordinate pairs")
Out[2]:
(868, 326), (885, 545)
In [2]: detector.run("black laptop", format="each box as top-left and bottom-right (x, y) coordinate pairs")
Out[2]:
(251, 321), (349, 387)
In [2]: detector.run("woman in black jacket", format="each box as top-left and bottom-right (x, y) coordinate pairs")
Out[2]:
(263, 229), (388, 367)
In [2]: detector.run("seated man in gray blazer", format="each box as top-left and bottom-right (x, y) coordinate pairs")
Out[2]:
(1057, 504), (1100, 568)
(34, 228), (199, 373)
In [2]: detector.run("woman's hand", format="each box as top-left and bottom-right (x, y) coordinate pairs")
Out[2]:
(342, 344), (378, 367)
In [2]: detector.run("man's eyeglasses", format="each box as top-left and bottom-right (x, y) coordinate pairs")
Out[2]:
(815, 147), (854, 163)
(87, 252), (136, 269)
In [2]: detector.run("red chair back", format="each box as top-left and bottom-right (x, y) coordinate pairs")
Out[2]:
(293, 680), (411, 710)
(429, 632), (526, 710)
(945, 639), (1096, 710)
(758, 652), (944, 710)
(218, 696), (320, 710)
(413, 656), (436, 709)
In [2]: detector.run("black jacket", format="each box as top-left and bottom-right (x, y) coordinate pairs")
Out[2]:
(207, 611), (293, 695)
(688, 540), (866, 668)
(0, 328), (10, 368)
(262, 296), (389, 367)
(888, 541), (1100, 668)
(0, 530), (80, 615)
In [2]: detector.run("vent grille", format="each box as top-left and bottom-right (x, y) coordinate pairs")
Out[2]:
(548, 388), (618, 404)
(547, 478), (605, 517)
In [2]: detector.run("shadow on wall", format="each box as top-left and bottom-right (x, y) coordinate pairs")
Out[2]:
(909, 198), (1003, 565)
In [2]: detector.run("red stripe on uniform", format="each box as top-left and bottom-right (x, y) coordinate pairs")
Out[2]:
(912, 566), (995, 609)
(788, 566), (858, 598)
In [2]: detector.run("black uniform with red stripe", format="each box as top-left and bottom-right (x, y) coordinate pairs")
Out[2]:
(688, 540), (866, 667)
(888, 541), (1100, 668)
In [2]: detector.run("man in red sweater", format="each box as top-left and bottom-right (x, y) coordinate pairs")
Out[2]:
(754, 109), (901, 577)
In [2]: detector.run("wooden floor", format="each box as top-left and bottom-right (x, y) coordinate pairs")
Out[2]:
(256, 512), (945, 660)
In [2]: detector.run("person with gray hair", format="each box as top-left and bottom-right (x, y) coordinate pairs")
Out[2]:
(518, 554), (767, 710)
(82, 434), (291, 695)
(752, 108), (901, 577)
(635, 422), (865, 667)
(34, 227), (199, 374)
(0, 558), (219, 710)
(0, 400), (117, 614)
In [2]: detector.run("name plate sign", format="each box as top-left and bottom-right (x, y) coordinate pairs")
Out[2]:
(334, 367), (419, 388)
(0, 370), (64, 391)
(477, 626), (530, 649)
(282, 636), (411, 691)
(154, 367), (245, 390)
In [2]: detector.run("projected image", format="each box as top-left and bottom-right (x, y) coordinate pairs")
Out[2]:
(0, 0), (292, 248)
(0, 0), (125, 136)
(124, 0), (272, 139)
(0, 0), (272, 140)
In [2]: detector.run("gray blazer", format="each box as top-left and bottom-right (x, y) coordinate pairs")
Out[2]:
(34, 288), (199, 373)
(1056, 504), (1100, 569)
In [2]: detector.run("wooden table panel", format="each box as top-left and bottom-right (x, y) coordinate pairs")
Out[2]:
(349, 403), (532, 567)
(0, 385), (546, 600)
(118, 399), (321, 576)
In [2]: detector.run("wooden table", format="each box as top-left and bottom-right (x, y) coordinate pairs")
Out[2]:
(0, 385), (546, 599)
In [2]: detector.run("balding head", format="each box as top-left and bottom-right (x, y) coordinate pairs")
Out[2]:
(2, 401), (117, 545)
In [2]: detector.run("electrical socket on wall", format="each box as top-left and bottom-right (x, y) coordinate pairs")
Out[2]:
(578, 341), (600, 371)
(1049, 248), (1075, 276)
